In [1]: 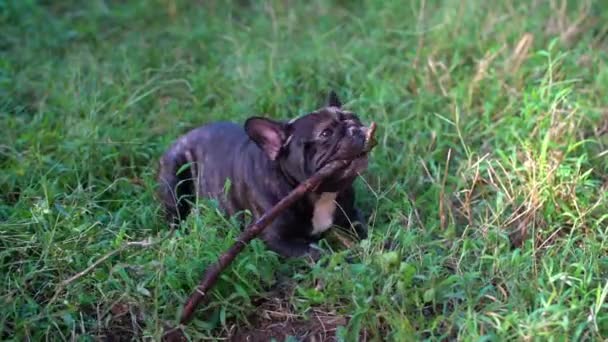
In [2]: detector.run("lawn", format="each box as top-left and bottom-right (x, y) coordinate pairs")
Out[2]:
(1, 0), (608, 340)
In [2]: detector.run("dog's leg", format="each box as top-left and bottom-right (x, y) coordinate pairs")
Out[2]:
(334, 187), (368, 240)
(260, 227), (318, 258)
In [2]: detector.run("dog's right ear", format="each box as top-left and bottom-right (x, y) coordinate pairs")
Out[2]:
(326, 90), (342, 108)
(245, 117), (288, 160)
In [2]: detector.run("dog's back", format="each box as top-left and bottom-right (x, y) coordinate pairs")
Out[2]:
(157, 122), (254, 225)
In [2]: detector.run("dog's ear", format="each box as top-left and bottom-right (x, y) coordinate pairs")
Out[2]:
(327, 90), (342, 108)
(245, 117), (288, 160)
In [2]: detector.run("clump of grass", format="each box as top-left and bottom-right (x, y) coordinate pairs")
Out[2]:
(1, 0), (608, 340)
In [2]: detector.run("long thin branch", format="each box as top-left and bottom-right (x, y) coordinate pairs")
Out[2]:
(177, 159), (349, 325)
(48, 229), (175, 307)
(177, 122), (378, 326)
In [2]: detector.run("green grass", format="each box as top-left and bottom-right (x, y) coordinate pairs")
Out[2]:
(2, 0), (608, 340)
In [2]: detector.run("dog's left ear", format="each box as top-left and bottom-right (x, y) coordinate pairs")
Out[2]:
(245, 117), (289, 160)
(327, 90), (342, 108)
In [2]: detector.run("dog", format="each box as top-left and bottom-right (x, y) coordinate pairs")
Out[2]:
(157, 91), (370, 258)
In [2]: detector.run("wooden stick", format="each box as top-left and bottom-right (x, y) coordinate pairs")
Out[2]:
(177, 122), (377, 326)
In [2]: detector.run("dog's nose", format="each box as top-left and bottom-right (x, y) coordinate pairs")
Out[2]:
(359, 126), (369, 137)
(347, 126), (366, 149)
(348, 126), (366, 136)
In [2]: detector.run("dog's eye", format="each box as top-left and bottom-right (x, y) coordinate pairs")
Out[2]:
(320, 129), (333, 138)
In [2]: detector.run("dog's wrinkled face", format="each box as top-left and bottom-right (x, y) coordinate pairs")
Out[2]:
(245, 91), (369, 192)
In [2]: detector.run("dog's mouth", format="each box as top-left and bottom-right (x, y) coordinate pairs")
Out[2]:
(313, 150), (369, 193)
(315, 149), (369, 172)
(353, 150), (370, 161)
(317, 162), (370, 193)
(313, 123), (376, 192)
(343, 151), (369, 175)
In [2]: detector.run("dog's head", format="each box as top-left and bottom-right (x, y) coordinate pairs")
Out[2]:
(245, 91), (370, 192)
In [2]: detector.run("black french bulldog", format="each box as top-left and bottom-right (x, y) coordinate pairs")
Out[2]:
(157, 91), (370, 258)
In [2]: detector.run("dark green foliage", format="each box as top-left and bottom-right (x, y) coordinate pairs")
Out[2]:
(1, 0), (607, 340)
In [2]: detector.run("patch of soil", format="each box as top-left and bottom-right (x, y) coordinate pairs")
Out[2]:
(161, 276), (358, 342)
(95, 301), (145, 342)
(229, 280), (350, 342)
(229, 306), (348, 342)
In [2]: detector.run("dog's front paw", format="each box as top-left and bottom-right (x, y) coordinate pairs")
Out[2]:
(306, 244), (327, 263)
(350, 208), (368, 240)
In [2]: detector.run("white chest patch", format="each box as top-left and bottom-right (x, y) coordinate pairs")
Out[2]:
(311, 192), (338, 235)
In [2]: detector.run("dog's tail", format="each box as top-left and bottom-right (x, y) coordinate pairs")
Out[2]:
(157, 147), (195, 227)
